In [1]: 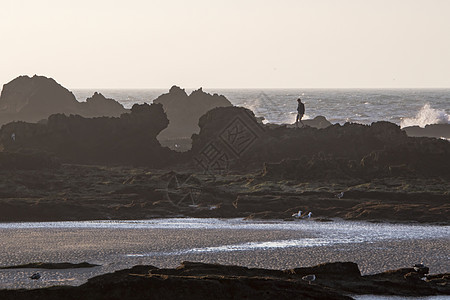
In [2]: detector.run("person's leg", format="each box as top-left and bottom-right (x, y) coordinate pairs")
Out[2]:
(296, 114), (299, 127)
(300, 115), (305, 127)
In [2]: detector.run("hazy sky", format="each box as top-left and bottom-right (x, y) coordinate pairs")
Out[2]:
(1, 0), (449, 88)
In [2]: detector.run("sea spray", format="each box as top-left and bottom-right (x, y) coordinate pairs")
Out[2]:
(400, 103), (450, 128)
(241, 92), (299, 124)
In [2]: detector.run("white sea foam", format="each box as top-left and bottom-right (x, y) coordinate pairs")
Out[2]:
(400, 103), (450, 128)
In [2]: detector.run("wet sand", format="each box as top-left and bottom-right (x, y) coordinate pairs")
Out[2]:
(0, 219), (448, 289)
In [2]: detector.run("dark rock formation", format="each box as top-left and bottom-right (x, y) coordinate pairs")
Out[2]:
(0, 103), (177, 167)
(403, 123), (450, 139)
(0, 75), (128, 125)
(0, 261), (448, 299)
(190, 106), (450, 178)
(154, 86), (232, 145)
(191, 106), (265, 171)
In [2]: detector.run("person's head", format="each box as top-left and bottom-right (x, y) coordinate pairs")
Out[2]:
(297, 98), (301, 102)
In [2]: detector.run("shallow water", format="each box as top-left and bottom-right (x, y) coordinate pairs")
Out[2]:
(0, 218), (448, 289)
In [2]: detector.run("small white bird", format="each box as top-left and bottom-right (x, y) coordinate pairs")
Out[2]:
(292, 210), (302, 218)
(335, 192), (344, 199)
(30, 273), (41, 280)
(302, 274), (316, 284)
(305, 212), (312, 218)
(11, 133), (15, 141)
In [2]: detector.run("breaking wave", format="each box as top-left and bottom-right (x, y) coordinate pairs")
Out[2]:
(400, 103), (450, 128)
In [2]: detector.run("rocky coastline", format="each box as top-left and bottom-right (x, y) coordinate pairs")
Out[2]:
(0, 261), (448, 299)
(0, 75), (449, 298)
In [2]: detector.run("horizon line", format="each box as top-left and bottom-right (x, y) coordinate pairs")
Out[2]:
(68, 86), (450, 90)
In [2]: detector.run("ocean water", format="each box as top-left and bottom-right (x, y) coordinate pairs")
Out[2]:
(72, 88), (450, 127)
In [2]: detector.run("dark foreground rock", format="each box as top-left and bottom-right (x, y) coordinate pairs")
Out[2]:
(1, 262), (99, 270)
(0, 261), (448, 299)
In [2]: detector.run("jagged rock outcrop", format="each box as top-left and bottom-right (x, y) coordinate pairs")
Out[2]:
(0, 103), (177, 167)
(0, 75), (80, 123)
(154, 86), (232, 145)
(79, 92), (127, 118)
(0, 75), (128, 125)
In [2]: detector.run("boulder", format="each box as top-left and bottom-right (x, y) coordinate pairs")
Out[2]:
(304, 115), (332, 129)
(285, 115), (332, 129)
(191, 106), (265, 171)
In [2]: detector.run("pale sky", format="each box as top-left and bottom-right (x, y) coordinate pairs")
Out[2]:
(1, 0), (449, 88)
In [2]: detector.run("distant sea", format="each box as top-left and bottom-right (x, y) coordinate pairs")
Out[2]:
(72, 89), (450, 128)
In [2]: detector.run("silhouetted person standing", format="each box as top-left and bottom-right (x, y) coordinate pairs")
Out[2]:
(296, 98), (305, 127)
